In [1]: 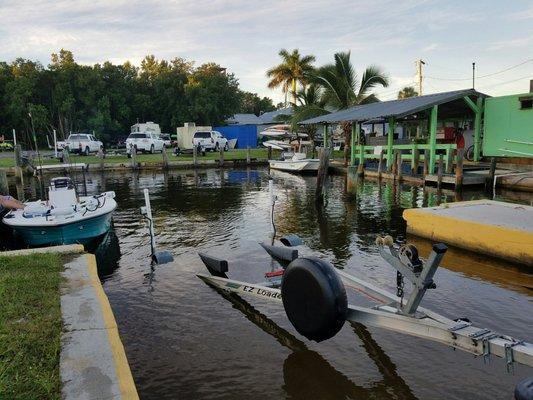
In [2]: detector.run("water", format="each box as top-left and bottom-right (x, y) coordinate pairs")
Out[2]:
(3, 168), (533, 399)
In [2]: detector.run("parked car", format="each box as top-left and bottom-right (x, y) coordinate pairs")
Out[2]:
(158, 133), (172, 148)
(125, 132), (165, 156)
(65, 134), (104, 155)
(192, 130), (228, 152)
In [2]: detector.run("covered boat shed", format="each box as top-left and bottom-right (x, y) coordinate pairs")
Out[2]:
(300, 89), (487, 173)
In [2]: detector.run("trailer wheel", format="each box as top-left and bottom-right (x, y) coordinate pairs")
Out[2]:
(281, 257), (347, 342)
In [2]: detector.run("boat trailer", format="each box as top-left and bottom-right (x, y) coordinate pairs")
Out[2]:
(197, 236), (533, 373)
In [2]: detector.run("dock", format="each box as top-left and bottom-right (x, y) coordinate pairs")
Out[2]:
(403, 200), (533, 267)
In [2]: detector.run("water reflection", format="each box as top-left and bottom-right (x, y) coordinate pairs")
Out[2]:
(207, 283), (417, 400)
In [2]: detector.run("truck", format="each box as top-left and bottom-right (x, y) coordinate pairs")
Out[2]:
(175, 122), (212, 152)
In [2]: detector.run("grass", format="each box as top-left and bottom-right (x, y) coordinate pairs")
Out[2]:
(0, 148), (271, 168)
(0, 253), (63, 400)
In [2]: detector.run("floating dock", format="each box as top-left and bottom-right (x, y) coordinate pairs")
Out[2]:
(403, 200), (533, 267)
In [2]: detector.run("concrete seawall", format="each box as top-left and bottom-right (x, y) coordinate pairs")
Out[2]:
(61, 253), (138, 399)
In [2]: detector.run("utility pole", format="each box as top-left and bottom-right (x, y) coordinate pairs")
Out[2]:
(416, 59), (425, 96)
(472, 62), (476, 89)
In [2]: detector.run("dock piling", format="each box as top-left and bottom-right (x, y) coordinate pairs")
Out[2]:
(437, 153), (444, 188)
(377, 150), (384, 180)
(423, 150), (429, 176)
(392, 150), (399, 177)
(446, 149), (453, 174)
(267, 146), (272, 160)
(193, 145), (198, 167)
(246, 146), (251, 165)
(396, 151), (402, 181)
(0, 170), (8, 194)
(412, 146), (419, 175)
(219, 146), (224, 167)
(486, 157), (497, 191)
(162, 148), (169, 170)
(455, 149), (464, 189)
(131, 147), (137, 170)
(316, 147), (330, 204)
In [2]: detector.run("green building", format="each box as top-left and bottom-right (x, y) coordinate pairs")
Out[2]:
(483, 92), (533, 158)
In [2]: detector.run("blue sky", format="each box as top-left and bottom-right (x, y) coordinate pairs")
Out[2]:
(1, 0), (532, 102)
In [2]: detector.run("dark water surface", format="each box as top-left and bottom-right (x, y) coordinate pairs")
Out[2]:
(4, 168), (533, 399)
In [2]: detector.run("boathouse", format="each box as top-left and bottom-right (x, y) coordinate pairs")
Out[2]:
(300, 89), (487, 174)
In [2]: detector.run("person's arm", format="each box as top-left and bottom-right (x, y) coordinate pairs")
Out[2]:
(0, 196), (25, 210)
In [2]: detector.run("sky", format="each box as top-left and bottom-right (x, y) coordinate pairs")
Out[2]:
(1, 0), (532, 103)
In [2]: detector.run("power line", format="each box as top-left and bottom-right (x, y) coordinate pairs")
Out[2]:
(426, 59), (533, 81)
(476, 75), (532, 89)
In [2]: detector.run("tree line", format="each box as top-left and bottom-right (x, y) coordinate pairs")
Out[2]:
(0, 49), (275, 146)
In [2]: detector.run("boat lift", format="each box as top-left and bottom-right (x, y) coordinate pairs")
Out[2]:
(197, 236), (533, 372)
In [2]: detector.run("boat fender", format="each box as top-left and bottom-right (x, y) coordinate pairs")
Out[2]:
(281, 257), (347, 342)
(198, 252), (229, 278)
(260, 242), (298, 262)
(152, 250), (174, 265)
(515, 378), (533, 400)
(279, 234), (303, 247)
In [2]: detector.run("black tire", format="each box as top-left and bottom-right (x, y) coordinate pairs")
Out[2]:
(150, 144), (155, 154)
(215, 143), (220, 151)
(281, 257), (347, 342)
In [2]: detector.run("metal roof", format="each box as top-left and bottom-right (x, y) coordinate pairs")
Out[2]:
(259, 107), (293, 124)
(226, 113), (262, 125)
(300, 89), (486, 124)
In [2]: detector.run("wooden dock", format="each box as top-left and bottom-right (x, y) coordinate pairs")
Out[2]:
(403, 200), (533, 267)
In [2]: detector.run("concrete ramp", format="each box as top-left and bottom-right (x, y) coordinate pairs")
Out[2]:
(403, 200), (533, 267)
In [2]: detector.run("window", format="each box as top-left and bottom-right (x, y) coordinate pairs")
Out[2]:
(519, 96), (533, 110)
(194, 131), (211, 139)
(129, 133), (148, 139)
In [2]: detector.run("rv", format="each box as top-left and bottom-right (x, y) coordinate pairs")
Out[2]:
(131, 122), (161, 135)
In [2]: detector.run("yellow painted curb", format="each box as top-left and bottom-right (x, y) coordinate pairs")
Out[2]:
(85, 254), (139, 399)
(403, 208), (533, 267)
(0, 244), (84, 257)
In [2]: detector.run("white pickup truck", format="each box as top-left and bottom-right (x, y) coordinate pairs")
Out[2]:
(63, 134), (104, 155)
(192, 131), (228, 152)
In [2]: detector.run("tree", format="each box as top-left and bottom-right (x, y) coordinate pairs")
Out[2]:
(266, 49), (315, 105)
(314, 51), (389, 163)
(398, 86), (418, 99)
(239, 91), (275, 116)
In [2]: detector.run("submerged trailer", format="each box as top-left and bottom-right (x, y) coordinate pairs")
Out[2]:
(197, 235), (533, 397)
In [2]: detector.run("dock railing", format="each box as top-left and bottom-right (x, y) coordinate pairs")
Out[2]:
(353, 143), (457, 174)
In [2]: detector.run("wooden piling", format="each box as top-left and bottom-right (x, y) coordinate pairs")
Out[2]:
(377, 150), (384, 180)
(14, 144), (23, 181)
(219, 146), (224, 167)
(316, 147), (330, 204)
(392, 149), (399, 177)
(455, 148), (464, 190)
(162, 148), (169, 169)
(412, 146), (419, 175)
(347, 165), (358, 194)
(437, 153), (444, 188)
(446, 149), (453, 174)
(0, 170), (8, 194)
(131, 147), (137, 170)
(267, 146), (272, 160)
(193, 145), (198, 167)
(396, 151), (402, 181)
(486, 157), (497, 190)
(423, 150), (429, 176)
(246, 146), (251, 165)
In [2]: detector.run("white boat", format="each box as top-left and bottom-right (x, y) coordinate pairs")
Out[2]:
(269, 152), (319, 173)
(2, 177), (117, 246)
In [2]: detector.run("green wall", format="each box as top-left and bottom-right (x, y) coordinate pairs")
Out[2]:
(484, 93), (533, 157)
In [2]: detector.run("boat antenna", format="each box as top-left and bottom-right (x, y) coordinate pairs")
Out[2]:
(28, 111), (46, 200)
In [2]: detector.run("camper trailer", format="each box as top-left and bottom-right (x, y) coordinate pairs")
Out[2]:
(131, 122), (161, 135)
(175, 122), (212, 151)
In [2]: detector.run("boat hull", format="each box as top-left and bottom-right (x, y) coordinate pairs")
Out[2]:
(269, 159), (320, 173)
(9, 211), (114, 246)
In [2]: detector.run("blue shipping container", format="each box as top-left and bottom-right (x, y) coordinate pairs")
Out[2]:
(214, 125), (257, 149)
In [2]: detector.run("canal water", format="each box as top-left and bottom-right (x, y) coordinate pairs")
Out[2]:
(3, 168), (533, 399)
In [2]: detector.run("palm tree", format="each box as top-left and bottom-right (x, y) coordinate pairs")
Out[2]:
(398, 86), (418, 99)
(266, 49), (316, 105)
(314, 51), (389, 163)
